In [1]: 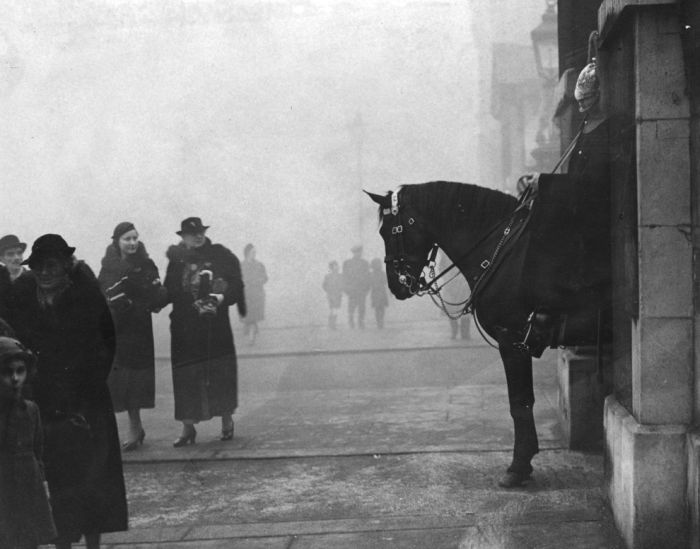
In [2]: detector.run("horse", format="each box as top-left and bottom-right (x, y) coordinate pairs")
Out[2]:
(367, 180), (610, 488)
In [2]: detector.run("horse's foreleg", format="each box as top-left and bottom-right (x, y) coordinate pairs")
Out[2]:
(498, 335), (539, 487)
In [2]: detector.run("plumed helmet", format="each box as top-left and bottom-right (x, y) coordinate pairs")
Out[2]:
(0, 336), (36, 368)
(574, 62), (599, 113)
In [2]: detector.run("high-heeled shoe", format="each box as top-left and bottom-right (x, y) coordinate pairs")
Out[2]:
(220, 424), (234, 441)
(122, 429), (146, 452)
(173, 427), (196, 447)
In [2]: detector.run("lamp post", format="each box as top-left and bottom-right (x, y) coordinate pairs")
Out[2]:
(530, 0), (560, 172)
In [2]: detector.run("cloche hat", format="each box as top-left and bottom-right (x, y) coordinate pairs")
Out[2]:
(22, 234), (75, 265)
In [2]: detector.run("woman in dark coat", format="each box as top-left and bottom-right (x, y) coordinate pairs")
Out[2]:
(98, 222), (167, 451)
(240, 243), (268, 345)
(6, 234), (128, 549)
(0, 336), (57, 549)
(165, 217), (245, 445)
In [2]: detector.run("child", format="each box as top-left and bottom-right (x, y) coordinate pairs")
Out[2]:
(0, 336), (57, 549)
(322, 261), (343, 329)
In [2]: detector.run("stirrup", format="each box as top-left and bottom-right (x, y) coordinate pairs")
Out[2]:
(516, 310), (556, 357)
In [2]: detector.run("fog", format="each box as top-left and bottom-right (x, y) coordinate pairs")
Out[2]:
(0, 0), (546, 354)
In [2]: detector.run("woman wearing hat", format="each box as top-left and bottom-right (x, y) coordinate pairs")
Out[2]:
(98, 222), (167, 452)
(164, 218), (245, 446)
(6, 234), (128, 548)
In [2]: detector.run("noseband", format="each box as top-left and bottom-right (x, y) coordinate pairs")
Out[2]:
(382, 191), (438, 294)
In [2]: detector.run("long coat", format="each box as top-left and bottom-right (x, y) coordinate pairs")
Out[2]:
(165, 239), (245, 421)
(342, 257), (370, 298)
(0, 395), (57, 548)
(6, 262), (128, 542)
(523, 116), (621, 310)
(240, 258), (267, 324)
(98, 242), (167, 411)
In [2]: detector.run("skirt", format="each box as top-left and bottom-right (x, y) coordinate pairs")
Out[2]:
(108, 362), (155, 412)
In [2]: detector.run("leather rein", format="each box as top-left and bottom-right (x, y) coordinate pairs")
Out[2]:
(383, 188), (535, 311)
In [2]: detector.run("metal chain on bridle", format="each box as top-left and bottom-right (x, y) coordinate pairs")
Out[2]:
(383, 189), (529, 348)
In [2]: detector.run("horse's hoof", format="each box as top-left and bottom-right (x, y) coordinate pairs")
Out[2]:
(498, 471), (532, 488)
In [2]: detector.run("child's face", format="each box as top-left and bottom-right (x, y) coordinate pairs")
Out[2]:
(0, 358), (28, 392)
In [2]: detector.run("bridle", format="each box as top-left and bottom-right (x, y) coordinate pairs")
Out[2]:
(382, 190), (440, 296)
(382, 187), (535, 310)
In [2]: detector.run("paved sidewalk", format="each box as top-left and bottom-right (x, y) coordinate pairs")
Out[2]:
(232, 318), (486, 357)
(90, 319), (623, 547)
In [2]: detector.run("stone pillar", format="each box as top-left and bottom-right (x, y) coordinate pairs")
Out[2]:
(599, 1), (694, 547)
(557, 347), (604, 449)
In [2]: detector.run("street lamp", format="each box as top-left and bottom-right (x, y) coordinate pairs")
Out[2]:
(530, 0), (558, 83)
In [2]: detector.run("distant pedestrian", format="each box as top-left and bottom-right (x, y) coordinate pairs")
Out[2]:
(165, 217), (245, 446)
(0, 336), (57, 549)
(369, 258), (389, 329)
(322, 260), (343, 329)
(240, 243), (268, 345)
(0, 234), (29, 283)
(98, 222), (167, 452)
(342, 245), (370, 329)
(6, 233), (128, 549)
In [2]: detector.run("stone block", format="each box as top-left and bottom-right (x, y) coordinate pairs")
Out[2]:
(605, 396), (688, 548)
(636, 120), (691, 226)
(635, 8), (690, 120)
(695, 318), (700, 422)
(558, 348), (604, 450)
(689, 432), (700, 549)
(632, 316), (693, 424)
(637, 226), (693, 318)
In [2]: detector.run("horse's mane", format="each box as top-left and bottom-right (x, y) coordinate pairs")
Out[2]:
(380, 181), (517, 233)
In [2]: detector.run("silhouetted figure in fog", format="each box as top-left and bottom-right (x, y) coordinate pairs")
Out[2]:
(240, 243), (267, 345)
(342, 245), (370, 329)
(369, 258), (388, 329)
(98, 222), (167, 452)
(6, 234), (127, 549)
(165, 218), (245, 446)
(322, 260), (343, 329)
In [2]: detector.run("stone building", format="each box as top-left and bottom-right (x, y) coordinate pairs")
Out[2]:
(555, 1), (700, 547)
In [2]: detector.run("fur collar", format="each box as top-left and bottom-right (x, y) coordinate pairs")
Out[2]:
(101, 241), (150, 272)
(166, 238), (214, 262)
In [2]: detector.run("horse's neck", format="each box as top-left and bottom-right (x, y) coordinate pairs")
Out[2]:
(430, 193), (515, 287)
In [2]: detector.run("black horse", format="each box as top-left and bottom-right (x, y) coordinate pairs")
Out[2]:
(367, 181), (609, 488)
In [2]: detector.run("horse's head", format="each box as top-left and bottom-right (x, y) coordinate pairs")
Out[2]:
(366, 188), (434, 300)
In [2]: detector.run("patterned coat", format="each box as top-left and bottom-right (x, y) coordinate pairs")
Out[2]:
(164, 239), (245, 421)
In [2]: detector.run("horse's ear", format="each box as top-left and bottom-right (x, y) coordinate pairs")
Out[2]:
(364, 190), (389, 207)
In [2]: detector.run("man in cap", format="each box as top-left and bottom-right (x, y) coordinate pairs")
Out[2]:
(0, 234), (28, 282)
(165, 217), (245, 445)
(342, 244), (371, 329)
